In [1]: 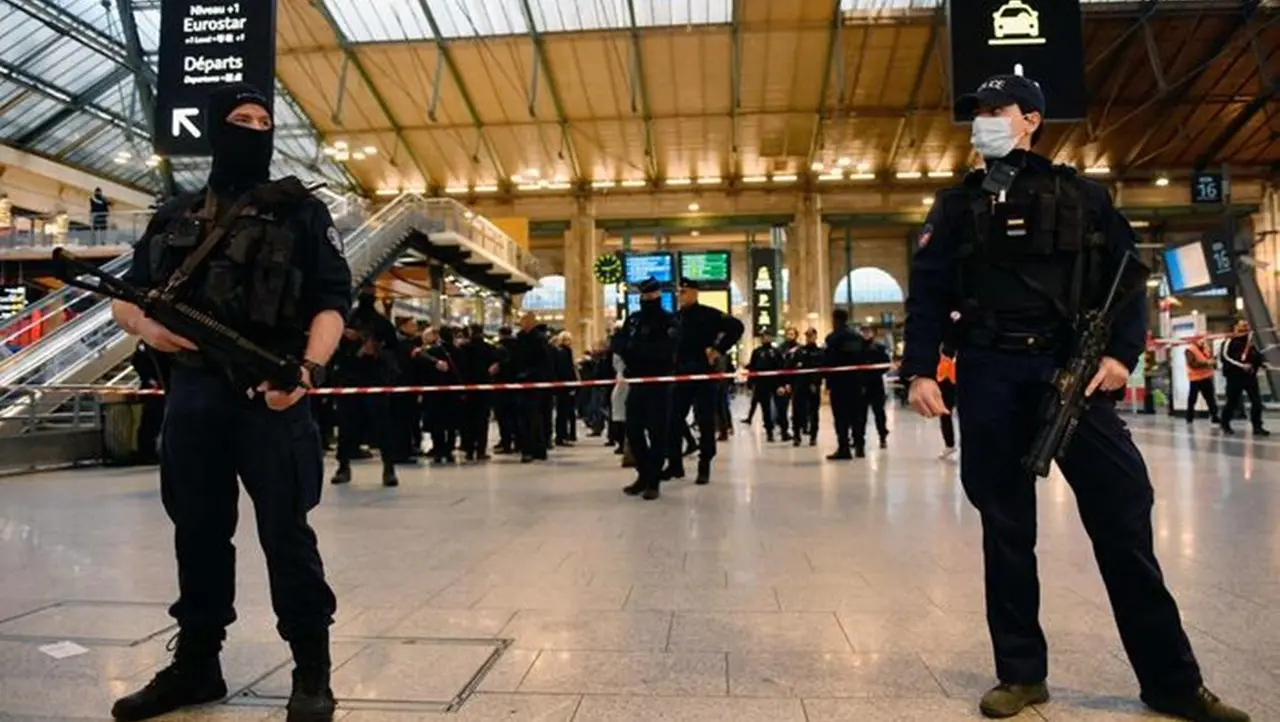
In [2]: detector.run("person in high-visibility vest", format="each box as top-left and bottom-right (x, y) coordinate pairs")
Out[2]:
(936, 346), (958, 459)
(1184, 339), (1220, 425)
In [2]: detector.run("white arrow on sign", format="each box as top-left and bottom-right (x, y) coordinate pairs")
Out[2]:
(172, 108), (202, 139)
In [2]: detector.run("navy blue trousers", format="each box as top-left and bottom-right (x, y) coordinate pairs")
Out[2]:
(956, 347), (1201, 696)
(160, 368), (336, 642)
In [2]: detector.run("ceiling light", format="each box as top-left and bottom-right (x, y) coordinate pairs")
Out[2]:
(591, 180), (617, 189)
(113, 156), (129, 164)
(516, 183), (541, 191)
(848, 172), (876, 181)
(927, 170), (953, 178)
(922, 196), (934, 206)
(691, 230), (700, 237)
(1084, 166), (1111, 175)
(375, 189), (401, 196)
(1131, 220), (1151, 228)
(474, 185), (499, 193)
(772, 174), (798, 183)
(837, 157), (852, 167)
(856, 162), (870, 172)
(404, 186), (426, 194)
(697, 177), (722, 185)
(811, 161), (825, 171)
(742, 176), (768, 183)
(352, 151), (366, 161)
(334, 140), (348, 150)
(444, 186), (469, 195)
(547, 182), (572, 190)
(667, 178), (692, 186)
(818, 173), (844, 182)
(525, 168), (541, 178)
(1155, 176), (1170, 187)
(363, 146), (378, 155)
(621, 179), (647, 188)
(896, 171), (923, 180)
(688, 202), (700, 212)
(464, 211), (475, 220)
(322, 147), (337, 156)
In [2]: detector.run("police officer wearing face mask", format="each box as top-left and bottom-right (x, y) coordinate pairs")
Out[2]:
(901, 74), (1248, 722)
(110, 84), (349, 722)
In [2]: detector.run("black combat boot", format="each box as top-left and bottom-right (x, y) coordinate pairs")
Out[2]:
(112, 631), (227, 721)
(826, 447), (852, 460)
(330, 464), (351, 485)
(792, 435), (801, 447)
(623, 479), (645, 496)
(286, 633), (336, 722)
(979, 682), (1049, 718)
(695, 459), (711, 485)
(381, 464), (399, 488)
(1141, 685), (1251, 722)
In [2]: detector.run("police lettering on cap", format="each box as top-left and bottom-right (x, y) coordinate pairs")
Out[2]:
(955, 74), (1046, 119)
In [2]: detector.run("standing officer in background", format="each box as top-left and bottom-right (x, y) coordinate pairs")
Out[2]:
(853, 324), (891, 449)
(786, 327), (824, 446)
(902, 74), (1247, 722)
(1219, 319), (1269, 436)
(774, 327), (799, 441)
(746, 331), (782, 441)
(614, 278), (678, 500)
(108, 84), (347, 722)
(824, 308), (865, 459)
(512, 313), (553, 462)
(493, 326), (519, 454)
(666, 277), (744, 484)
(460, 323), (500, 461)
(331, 289), (399, 487)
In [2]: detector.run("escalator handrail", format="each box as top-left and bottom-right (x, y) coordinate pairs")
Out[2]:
(0, 253), (132, 352)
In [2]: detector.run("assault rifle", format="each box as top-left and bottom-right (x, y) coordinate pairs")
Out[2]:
(52, 248), (305, 394)
(1022, 251), (1149, 478)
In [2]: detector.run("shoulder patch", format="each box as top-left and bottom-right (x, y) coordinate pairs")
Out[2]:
(327, 226), (344, 253)
(918, 223), (933, 248)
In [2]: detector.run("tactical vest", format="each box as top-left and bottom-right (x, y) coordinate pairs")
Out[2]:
(953, 166), (1106, 329)
(150, 178), (311, 340)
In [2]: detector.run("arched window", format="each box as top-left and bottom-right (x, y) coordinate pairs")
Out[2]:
(832, 267), (905, 305)
(522, 274), (566, 311)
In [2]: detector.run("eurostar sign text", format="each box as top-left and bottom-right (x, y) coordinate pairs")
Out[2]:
(155, 0), (277, 156)
(947, 0), (1086, 121)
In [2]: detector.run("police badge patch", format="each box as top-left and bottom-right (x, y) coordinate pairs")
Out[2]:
(918, 224), (933, 248)
(327, 226), (343, 253)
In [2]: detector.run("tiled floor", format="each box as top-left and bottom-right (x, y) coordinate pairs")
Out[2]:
(0, 403), (1277, 721)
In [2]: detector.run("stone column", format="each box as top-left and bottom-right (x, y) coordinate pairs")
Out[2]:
(1251, 184), (1280, 323)
(787, 194), (829, 336)
(563, 197), (597, 342)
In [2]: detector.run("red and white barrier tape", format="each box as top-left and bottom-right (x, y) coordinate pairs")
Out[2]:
(0, 363), (896, 397)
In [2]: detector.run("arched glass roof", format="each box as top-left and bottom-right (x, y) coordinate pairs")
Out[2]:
(833, 267), (905, 305)
(522, 274), (566, 311)
(0, 0), (351, 197)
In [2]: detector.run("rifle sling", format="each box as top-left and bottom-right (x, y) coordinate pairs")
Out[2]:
(163, 188), (258, 295)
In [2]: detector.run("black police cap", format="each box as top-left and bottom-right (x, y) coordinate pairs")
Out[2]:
(636, 277), (662, 294)
(678, 276), (701, 291)
(955, 74), (1046, 119)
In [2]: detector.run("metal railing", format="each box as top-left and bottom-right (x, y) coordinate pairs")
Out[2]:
(0, 210), (155, 250)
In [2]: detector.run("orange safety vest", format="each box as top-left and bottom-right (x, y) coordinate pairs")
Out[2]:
(936, 354), (957, 385)
(1185, 343), (1214, 382)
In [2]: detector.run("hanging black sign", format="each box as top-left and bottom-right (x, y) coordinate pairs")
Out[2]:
(947, 0), (1086, 122)
(1202, 229), (1237, 288)
(750, 248), (779, 338)
(155, 0), (278, 156)
(1191, 172), (1226, 205)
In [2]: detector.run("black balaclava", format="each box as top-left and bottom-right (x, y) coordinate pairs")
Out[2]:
(206, 83), (274, 194)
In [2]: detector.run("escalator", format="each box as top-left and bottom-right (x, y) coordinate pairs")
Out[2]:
(0, 193), (537, 439)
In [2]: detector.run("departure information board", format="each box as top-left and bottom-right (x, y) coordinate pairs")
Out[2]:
(679, 251), (730, 284)
(625, 291), (676, 313)
(624, 252), (674, 284)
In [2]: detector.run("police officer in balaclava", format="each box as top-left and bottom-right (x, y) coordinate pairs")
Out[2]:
(110, 83), (351, 722)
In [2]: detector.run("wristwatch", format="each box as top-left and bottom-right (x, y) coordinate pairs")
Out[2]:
(301, 360), (326, 388)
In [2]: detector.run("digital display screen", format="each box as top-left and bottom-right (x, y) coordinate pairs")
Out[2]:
(1191, 173), (1226, 204)
(626, 291), (676, 313)
(699, 289), (730, 314)
(624, 253), (674, 284)
(948, 0), (1087, 121)
(1164, 242), (1212, 293)
(679, 251), (730, 283)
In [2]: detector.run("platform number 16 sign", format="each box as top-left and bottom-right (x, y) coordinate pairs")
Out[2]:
(1191, 173), (1225, 205)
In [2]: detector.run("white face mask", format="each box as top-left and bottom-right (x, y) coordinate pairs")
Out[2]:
(971, 116), (1019, 160)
